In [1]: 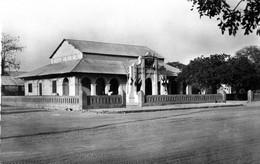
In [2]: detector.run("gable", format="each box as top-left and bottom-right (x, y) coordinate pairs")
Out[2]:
(50, 40), (83, 63)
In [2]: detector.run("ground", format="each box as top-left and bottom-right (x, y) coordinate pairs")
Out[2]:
(1, 104), (260, 163)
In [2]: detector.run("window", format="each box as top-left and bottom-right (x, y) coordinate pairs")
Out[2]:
(52, 80), (57, 93)
(28, 83), (32, 93)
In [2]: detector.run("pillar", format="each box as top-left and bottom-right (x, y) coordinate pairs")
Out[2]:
(91, 84), (97, 95)
(69, 77), (76, 96)
(141, 57), (145, 95)
(119, 85), (124, 95)
(78, 83), (83, 110)
(152, 58), (158, 95)
(56, 78), (63, 96)
(186, 85), (192, 95)
(105, 84), (111, 95)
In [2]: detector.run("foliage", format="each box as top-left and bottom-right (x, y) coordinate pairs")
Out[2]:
(178, 52), (259, 94)
(224, 55), (258, 93)
(1, 33), (25, 75)
(188, 0), (260, 35)
(167, 61), (186, 70)
(178, 54), (230, 94)
(235, 45), (260, 89)
(236, 45), (260, 63)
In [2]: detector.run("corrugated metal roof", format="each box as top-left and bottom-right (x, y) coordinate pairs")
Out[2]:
(20, 59), (180, 78)
(50, 39), (164, 59)
(162, 64), (181, 76)
(19, 59), (82, 77)
(1, 76), (24, 86)
(72, 58), (127, 75)
(20, 58), (127, 78)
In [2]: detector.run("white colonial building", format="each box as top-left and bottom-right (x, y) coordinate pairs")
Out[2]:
(20, 39), (180, 105)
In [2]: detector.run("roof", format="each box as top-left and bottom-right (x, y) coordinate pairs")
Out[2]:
(19, 58), (127, 78)
(163, 64), (181, 76)
(50, 39), (164, 59)
(1, 76), (24, 86)
(6, 71), (27, 76)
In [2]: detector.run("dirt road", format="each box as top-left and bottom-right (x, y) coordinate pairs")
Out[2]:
(1, 105), (260, 163)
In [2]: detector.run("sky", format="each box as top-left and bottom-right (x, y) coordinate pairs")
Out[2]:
(1, 0), (259, 71)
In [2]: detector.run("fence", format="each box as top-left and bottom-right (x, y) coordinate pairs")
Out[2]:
(253, 93), (260, 101)
(82, 92), (126, 109)
(139, 91), (224, 107)
(2, 96), (80, 110)
(226, 94), (247, 100)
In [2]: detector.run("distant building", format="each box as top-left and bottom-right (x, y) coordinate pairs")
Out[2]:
(1, 75), (25, 96)
(19, 39), (180, 104)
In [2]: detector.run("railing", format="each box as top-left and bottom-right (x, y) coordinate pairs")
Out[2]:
(2, 96), (80, 110)
(82, 93), (126, 109)
(142, 94), (224, 106)
(88, 95), (122, 105)
(226, 94), (247, 100)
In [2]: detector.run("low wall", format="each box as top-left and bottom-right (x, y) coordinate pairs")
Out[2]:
(253, 93), (260, 101)
(139, 92), (224, 107)
(1, 96), (80, 110)
(82, 92), (126, 109)
(226, 94), (247, 100)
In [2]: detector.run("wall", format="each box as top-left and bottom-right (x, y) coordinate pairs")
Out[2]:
(138, 91), (224, 107)
(24, 77), (79, 96)
(253, 93), (260, 101)
(2, 96), (80, 110)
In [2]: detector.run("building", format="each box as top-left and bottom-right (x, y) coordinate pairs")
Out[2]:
(20, 39), (180, 105)
(1, 75), (25, 96)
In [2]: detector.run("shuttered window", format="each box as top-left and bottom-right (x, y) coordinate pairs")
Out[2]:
(28, 83), (32, 93)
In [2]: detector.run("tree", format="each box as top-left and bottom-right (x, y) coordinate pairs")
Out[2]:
(188, 0), (260, 35)
(235, 45), (260, 89)
(1, 33), (25, 75)
(224, 55), (258, 93)
(167, 61), (186, 70)
(178, 54), (230, 94)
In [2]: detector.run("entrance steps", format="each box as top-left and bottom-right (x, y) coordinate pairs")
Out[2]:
(126, 102), (139, 108)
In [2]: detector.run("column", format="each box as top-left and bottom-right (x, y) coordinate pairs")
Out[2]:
(69, 77), (76, 96)
(57, 79), (63, 96)
(161, 84), (166, 95)
(105, 84), (111, 95)
(91, 84), (97, 95)
(186, 85), (192, 95)
(152, 58), (158, 95)
(118, 84), (124, 95)
(128, 65), (133, 96)
(141, 57), (145, 95)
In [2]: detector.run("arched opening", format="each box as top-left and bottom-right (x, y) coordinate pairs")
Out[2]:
(81, 77), (91, 96)
(63, 78), (69, 96)
(145, 78), (152, 95)
(168, 78), (178, 94)
(96, 78), (105, 95)
(109, 78), (119, 95)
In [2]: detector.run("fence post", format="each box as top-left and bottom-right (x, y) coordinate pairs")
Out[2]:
(138, 91), (145, 107)
(247, 90), (253, 103)
(219, 90), (226, 103)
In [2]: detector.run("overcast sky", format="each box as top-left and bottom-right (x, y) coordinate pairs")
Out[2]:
(1, 0), (259, 71)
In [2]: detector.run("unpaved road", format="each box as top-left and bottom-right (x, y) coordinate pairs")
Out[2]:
(1, 105), (260, 163)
